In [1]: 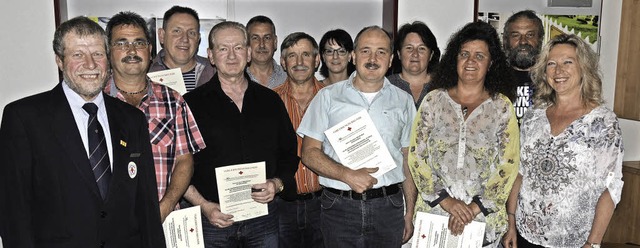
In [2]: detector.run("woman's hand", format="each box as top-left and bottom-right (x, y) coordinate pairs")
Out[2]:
(440, 197), (474, 224)
(448, 214), (467, 235)
(502, 227), (518, 248)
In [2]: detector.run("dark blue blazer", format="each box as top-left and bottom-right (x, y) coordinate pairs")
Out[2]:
(0, 83), (166, 248)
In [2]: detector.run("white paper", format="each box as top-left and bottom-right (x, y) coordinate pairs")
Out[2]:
(147, 68), (187, 95)
(411, 212), (486, 248)
(324, 110), (396, 177)
(162, 206), (205, 248)
(215, 162), (268, 222)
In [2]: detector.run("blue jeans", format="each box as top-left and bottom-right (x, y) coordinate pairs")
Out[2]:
(277, 195), (323, 248)
(202, 201), (278, 248)
(320, 188), (405, 248)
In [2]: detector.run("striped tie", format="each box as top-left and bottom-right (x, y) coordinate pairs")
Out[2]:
(82, 103), (112, 200)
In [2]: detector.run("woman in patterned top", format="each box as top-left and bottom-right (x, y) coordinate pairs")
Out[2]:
(408, 21), (519, 247)
(502, 34), (624, 248)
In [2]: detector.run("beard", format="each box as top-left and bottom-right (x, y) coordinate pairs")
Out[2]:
(507, 44), (540, 70)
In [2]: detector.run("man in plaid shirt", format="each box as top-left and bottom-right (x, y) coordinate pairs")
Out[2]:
(105, 11), (206, 221)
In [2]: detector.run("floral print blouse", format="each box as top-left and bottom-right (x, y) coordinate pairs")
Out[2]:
(516, 105), (624, 247)
(409, 89), (520, 247)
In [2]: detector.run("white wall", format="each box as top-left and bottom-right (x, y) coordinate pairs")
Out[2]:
(398, 0), (475, 54)
(0, 1), (58, 120)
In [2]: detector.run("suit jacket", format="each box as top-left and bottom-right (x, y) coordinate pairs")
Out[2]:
(0, 83), (166, 248)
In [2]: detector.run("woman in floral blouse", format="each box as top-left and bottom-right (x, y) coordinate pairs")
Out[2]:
(502, 34), (624, 248)
(408, 21), (519, 247)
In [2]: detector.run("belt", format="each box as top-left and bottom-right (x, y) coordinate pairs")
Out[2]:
(294, 190), (322, 201)
(324, 183), (400, 200)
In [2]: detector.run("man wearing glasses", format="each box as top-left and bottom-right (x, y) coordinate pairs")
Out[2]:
(105, 11), (206, 222)
(149, 6), (215, 92)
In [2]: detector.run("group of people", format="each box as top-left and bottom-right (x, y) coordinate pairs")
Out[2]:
(0, 5), (624, 248)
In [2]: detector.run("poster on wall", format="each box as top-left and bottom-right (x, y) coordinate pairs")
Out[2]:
(475, 12), (600, 52)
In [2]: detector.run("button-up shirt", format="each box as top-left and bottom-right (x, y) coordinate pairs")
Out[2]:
(246, 59), (287, 89)
(183, 72), (299, 202)
(297, 72), (416, 190)
(106, 78), (206, 200)
(273, 78), (325, 194)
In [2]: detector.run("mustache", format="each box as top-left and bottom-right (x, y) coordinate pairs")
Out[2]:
(364, 62), (380, 70)
(121, 55), (143, 63)
(292, 65), (310, 71)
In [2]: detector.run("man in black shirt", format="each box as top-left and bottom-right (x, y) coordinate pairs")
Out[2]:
(182, 21), (298, 247)
(503, 10), (544, 125)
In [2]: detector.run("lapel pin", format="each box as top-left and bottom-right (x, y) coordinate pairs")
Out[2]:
(120, 140), (127, 147)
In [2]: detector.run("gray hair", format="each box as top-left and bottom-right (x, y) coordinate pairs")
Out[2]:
(53, 16), (108, 60)
(208, 21), (248, 49)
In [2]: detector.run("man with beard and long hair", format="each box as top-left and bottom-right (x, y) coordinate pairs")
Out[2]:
(104, 11), (206, 223)
(503, 10), (543, 125)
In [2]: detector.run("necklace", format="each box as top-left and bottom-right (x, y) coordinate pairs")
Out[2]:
(115, 83), (148, 95)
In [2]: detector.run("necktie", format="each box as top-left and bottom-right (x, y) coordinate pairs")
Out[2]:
(82, 103), (112, 200)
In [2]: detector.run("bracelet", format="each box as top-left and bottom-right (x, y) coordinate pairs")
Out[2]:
(507, 212), (516, 216)
(586, 241), (601, 248)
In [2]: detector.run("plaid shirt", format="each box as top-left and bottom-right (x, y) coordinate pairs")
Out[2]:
(106, 78), (206, 200)
(273, 78), (324, 194)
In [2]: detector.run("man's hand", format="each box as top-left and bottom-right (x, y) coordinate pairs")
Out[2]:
(201, 201), (234, 228)
(158, 199), (175, 223)
(250, 179), (278, 203)
(343, 167), (379, 193)
(402, 213), (414, 243)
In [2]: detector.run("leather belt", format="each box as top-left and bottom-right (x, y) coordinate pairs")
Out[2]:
(294, 190), (322, 201)
(324, 183), (400, 200)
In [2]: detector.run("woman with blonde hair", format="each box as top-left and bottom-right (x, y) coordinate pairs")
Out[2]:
(502, 34), (624, 248)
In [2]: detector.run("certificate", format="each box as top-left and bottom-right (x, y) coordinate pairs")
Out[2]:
(411, 212), (486, 248)
(147, 68), (187, 95)
(162, 206), (205, 248)
(215, 162), (268, 222)
(324, 109), (396, 178)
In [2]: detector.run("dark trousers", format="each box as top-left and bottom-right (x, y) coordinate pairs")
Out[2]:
(320, 189), (405, 248)
(201, 201), (278, 248)
(277, 194), (323, 248)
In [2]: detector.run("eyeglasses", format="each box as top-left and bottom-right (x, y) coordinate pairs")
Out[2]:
(111, 40), (149, 51)
(323, 48), (349, 56)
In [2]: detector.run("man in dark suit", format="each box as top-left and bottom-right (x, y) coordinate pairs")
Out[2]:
(0, 16), (166, 248)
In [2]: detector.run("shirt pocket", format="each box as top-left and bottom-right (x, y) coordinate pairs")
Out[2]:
(380, 108), (406, 139)
(149, 117), (175, 147)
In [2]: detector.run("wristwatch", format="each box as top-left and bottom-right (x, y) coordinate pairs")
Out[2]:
(587, 241), (601, 248)
(274, 178), (284, 193)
